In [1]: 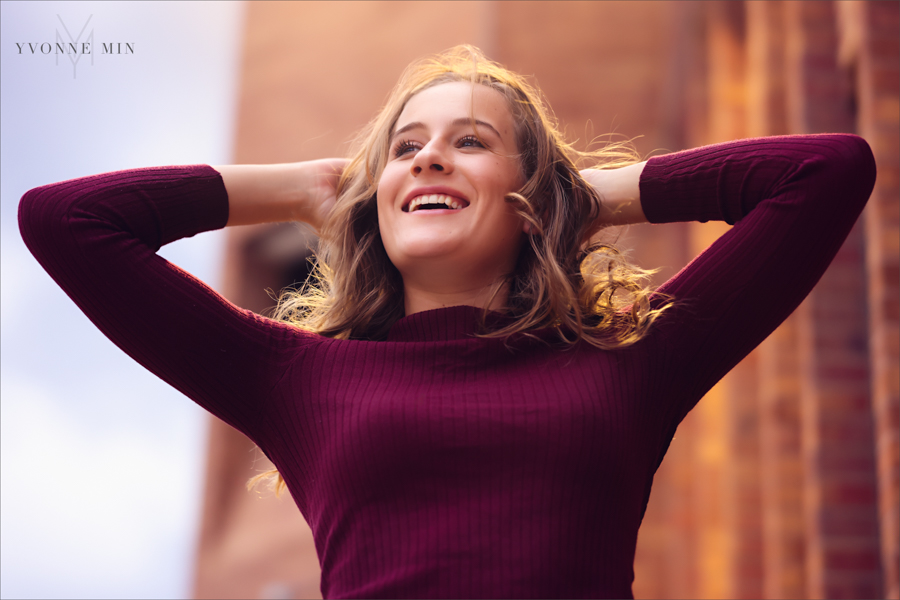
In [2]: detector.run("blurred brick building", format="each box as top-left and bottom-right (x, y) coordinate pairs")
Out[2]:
(192, 2), (898, 598)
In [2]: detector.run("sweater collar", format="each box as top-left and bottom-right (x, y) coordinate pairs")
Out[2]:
(386, 305), (510, 342)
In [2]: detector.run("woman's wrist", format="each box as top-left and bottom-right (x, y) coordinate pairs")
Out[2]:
(581, 161), (648, 226)
(216, 162), (309, 227)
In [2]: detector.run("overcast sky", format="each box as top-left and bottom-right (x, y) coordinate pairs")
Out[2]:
(1, 2), (244, 598)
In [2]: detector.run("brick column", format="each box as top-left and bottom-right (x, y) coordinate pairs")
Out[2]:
(691, 7), (741, 585)
(745, 4), (809, 598)
(746, 1), (788, 138)
(785, 2), (883, 597)
(724, 351), (765, 598)
(701, 4), (768, 599)
(759, 318), (809, 599)
(842, 1), (900, 597)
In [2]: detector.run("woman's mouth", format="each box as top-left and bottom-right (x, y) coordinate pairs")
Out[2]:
(405, 194), (468, 213)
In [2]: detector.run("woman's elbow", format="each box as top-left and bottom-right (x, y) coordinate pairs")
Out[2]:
(827, 134), (877, 200)
(18, 181), (77, 254)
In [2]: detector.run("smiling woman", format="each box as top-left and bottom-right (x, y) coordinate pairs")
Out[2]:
(18, 45), (876, 598)
(378, 82), (527, 315)
(268, 48), (661, 347)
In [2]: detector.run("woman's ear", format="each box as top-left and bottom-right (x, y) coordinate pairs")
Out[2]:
(521, 212), (544, 235)
(521, 210), (544, 236)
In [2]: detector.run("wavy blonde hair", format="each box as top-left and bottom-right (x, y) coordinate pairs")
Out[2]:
(249, 45), (671, 496)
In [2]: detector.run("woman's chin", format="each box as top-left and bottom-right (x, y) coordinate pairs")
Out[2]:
(387, 236), (465, 263)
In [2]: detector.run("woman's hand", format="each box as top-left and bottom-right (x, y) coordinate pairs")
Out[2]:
(580, 162), (648, 227)
(297, 158), (350, 231)
(217, 158), (349, 230)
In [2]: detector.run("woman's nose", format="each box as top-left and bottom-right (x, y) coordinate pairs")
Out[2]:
(411, 142), (453, 176)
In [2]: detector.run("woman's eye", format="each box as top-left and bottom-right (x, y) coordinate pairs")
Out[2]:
(394, 140), (419, 157)
(459, 135), (484, 148)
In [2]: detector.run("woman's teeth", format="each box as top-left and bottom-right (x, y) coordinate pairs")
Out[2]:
(408, 194), (463, 212)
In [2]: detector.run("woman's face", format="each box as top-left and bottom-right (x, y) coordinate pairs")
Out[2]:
(377, 81), (526, 291)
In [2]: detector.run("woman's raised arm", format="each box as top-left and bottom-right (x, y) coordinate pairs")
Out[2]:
(17, 165), (324, 445)
(217, 158), (348, 230)
(635, 134), (876, 423)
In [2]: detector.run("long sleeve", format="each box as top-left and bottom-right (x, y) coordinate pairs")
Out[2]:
(18, 165), (310, 443)
(638, 134), (876, 423)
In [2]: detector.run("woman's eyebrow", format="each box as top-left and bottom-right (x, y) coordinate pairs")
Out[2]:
(451, 118), (502, 139)
(391, 118), (503, 141)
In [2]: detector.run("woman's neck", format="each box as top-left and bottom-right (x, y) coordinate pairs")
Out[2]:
(403, 279), (509, 316)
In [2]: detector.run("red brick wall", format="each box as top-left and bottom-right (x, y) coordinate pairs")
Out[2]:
(784, 2), (883, 597)
(746, 6), (809, 598)
(849, 2), (900, 597)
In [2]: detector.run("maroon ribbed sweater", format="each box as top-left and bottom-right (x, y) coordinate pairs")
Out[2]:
(19, 135), (875, 598)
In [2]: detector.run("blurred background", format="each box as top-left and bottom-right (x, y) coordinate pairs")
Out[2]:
(1, 2), (242, 599)
(1, 1), (897, 599)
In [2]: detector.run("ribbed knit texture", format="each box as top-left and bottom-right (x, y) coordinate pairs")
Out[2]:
(19, 135), (875, 598)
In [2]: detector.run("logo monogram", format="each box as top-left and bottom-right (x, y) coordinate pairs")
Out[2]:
(56, 15), (94, 79)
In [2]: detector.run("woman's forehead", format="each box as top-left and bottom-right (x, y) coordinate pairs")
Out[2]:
(394, 81), (515, 141)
